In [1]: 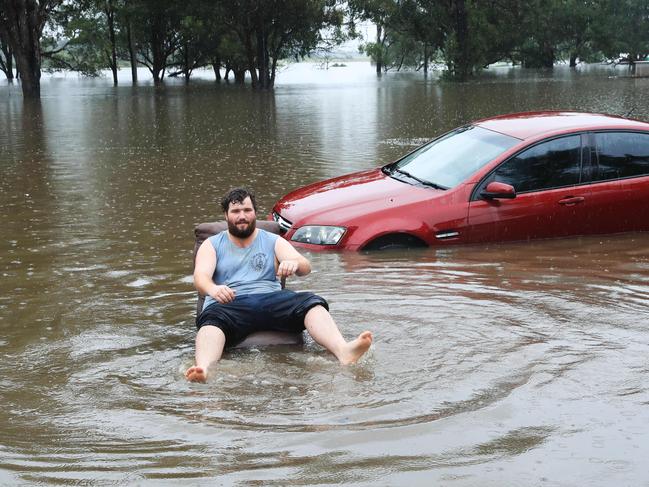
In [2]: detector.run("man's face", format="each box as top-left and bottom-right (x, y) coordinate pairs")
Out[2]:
(226, 196), (257, 238)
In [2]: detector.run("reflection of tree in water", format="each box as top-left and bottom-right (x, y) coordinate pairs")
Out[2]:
(9, 99), (56, 217)
(0, 99), (59, 345)
(494, 136), (581, 192)
(595, 132), (649, 180)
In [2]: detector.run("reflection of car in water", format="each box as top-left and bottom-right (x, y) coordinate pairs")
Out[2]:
(271, 111), (649, 250)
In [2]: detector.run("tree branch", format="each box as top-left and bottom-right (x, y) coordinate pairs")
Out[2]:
(41, 40), (69, 57)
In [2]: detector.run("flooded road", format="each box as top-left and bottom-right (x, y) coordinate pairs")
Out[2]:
(1, 63), (649, 485)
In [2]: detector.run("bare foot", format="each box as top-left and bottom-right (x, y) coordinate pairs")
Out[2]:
(339, 331), (373, 365)
(185, 365), (207, 383)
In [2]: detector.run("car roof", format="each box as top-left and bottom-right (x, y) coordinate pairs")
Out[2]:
(474, 111), (649, 140)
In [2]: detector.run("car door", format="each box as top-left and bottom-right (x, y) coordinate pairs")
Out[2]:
(466, 134), (591, 243)
(583, 131), (649, 234)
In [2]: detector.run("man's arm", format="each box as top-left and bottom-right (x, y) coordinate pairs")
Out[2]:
(194, 239), (235, 303)
(274, 237), (311, 278)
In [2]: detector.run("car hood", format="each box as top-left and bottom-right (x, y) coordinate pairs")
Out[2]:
(274, 168), (439, 227)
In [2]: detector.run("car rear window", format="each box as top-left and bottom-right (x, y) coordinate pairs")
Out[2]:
(393, 126), (518, 189)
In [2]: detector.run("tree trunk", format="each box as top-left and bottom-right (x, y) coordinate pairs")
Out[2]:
(0, 27), (14, 79)
(5, 58), (13, 80)
(1, 0), (48, 97)
(106, 1), (118, 85)
(270, 52), (278, 87)
(541, 44), (555, 68)
(150, 13), (166, 84)
(183, 42), (190, 81)
(0, 41), (14, 80)
(243, 32), (258, 87)
(126, 20), (138, 83)
(423, 44), (429, 76)
(234, 68), (245, 84)
(256, 28), (271, 89)
(376, 24), (382, 74)
(14, 50), (39, 96)
(454, 0), (470, 80)
(212, 57), (221, 81)
(569, 53), (578, 67)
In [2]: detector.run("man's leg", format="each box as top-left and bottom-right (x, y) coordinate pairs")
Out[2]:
(304, 305), (372, 364)
(185, 325), (226, 382)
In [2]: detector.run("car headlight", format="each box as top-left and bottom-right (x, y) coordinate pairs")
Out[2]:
(291, 226), (346, 245)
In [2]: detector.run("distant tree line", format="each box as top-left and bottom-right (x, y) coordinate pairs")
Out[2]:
(351, 0), (649, 79)
(0, 0), (346, 97)
(1, 0), (648, 98)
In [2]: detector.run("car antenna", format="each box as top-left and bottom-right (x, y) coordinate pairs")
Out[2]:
(623, 106), (637, 118)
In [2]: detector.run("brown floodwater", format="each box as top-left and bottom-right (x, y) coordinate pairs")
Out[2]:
(1, 63), (649, 485)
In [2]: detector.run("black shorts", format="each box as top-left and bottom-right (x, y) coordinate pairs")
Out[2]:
(196, 290), (328, 347)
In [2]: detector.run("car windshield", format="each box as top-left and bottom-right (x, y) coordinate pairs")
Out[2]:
(390, 126), (519, 189)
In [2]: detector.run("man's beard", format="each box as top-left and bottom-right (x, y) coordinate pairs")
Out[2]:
(228, 217), (256, 238)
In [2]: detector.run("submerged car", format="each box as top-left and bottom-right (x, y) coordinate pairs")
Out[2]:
(271, 111), (649, 250)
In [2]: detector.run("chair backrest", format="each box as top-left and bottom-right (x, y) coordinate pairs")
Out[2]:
(193, 220), (282, 316)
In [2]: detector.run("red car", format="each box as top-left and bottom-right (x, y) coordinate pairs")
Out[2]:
(271, 111), (649, 250)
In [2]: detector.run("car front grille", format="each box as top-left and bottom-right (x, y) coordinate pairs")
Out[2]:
(272, 211), (293, 233)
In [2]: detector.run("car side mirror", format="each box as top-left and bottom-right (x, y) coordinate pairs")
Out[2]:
(481, 181), (516, 200)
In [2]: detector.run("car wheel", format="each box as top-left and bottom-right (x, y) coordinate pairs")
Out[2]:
(363, 234), (428, 251)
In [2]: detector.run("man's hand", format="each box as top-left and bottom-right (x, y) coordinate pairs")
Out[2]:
(274, 237), (311, 277)
(277, 259), (299, 279)
(210, 284), (236, 304)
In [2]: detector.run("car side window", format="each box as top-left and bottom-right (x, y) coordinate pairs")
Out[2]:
(479, 135), (583, 195)
(593, 132), (649, 181)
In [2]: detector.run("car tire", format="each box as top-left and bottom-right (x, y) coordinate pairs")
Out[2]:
(363, 234), (428, 251)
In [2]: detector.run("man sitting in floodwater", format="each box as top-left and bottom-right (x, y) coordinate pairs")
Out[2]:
(185, 187), (373, 382)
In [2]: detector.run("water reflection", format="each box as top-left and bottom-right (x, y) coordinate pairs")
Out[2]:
(1, 64), (649, 485)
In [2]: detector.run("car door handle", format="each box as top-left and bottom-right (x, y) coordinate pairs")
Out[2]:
(558, 196), (585, 206)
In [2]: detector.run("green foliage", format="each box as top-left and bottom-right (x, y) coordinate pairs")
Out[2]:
(4, 0), (649, 96)
(42, 2), (111, 75)
(218, 0), (346, 87)
(591, 0), (649, 63)
(350, 0), (648, 78)
(359, 41), (388, 67)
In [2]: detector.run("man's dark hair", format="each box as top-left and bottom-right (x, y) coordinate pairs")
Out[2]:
(221, 187), (258, 213)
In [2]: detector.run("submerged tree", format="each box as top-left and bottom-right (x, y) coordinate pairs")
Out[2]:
(0, 23), (14, 79)
(0, 0), (64, 97)
(560, 0), (602, 67)
(167, 0), (225, 81)
(350, 0), (519, 80)
(129, 0), (182, 84)
(398, 0), (444, 75)
(221, 0), (345, 89)
(349, 0), (399, 74)
(43, 0), (123, 82)
(438, 0), (526, 79)
(218, 32), (247, 82)
(592, 0), (649, 67)
(5, 0), (648, 97)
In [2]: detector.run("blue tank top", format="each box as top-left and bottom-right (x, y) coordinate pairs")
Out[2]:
(202, 229), (281, 311)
